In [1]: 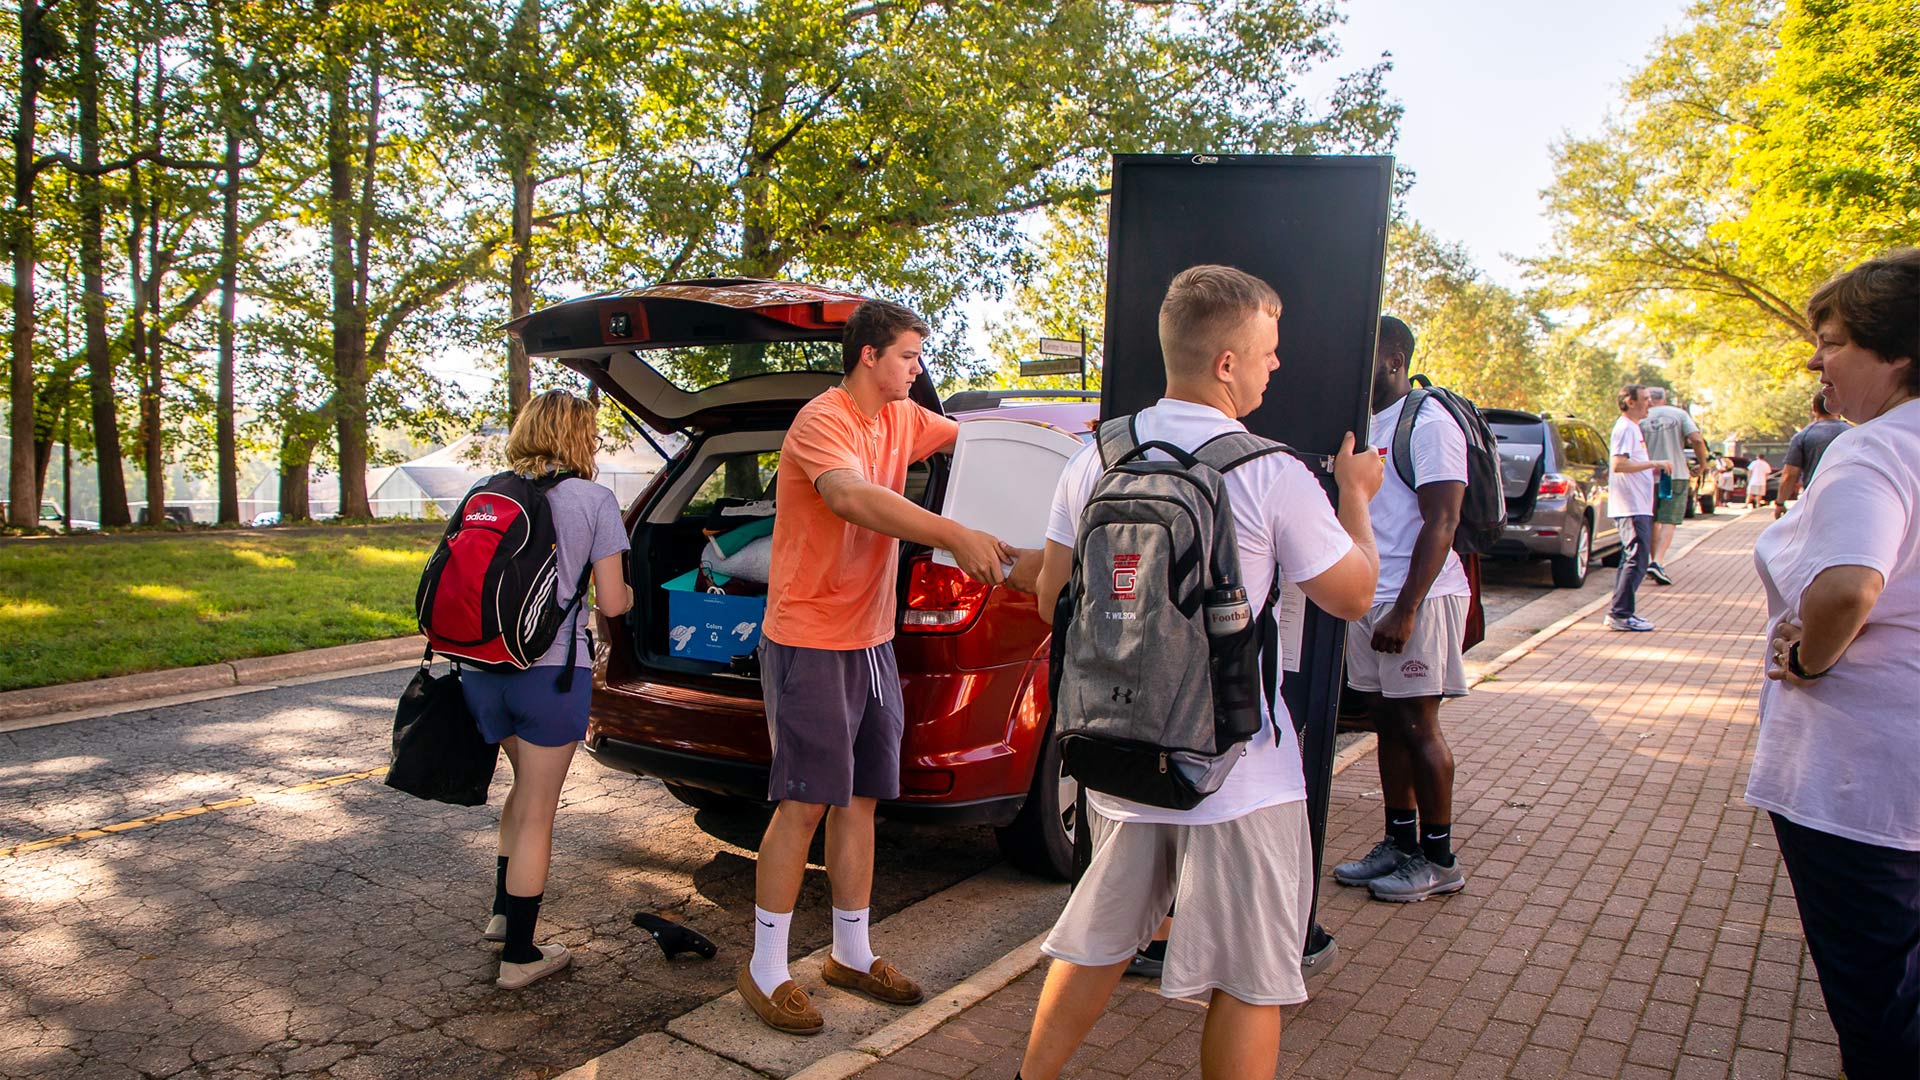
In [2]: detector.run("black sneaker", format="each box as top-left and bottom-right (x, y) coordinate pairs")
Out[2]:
(1302, 923), (1338, 977)
(1125, 944), (1165, 978)
(1648, 562), (1674, 586)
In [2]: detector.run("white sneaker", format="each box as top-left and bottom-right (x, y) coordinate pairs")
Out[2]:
(1605, 615), (1655, 632)
(496, 943), (570, 989)
(483, 914), (507, 943)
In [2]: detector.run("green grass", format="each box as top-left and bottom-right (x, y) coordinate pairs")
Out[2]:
(0, 525), (445, 692)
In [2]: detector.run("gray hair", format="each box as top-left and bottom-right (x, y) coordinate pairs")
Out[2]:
(1647, 386), (1669, 403)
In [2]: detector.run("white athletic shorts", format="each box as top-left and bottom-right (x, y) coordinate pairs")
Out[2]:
(1344, 594), (1471, 700)
(1042, 800), (1313, 1006)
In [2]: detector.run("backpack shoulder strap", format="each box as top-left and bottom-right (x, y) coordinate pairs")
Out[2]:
(1193, 430), (1295, 475)
(1392, 388), (1430, 491)
(1096, 416), (1137, 470)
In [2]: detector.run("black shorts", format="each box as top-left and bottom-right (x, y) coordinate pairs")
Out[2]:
(759, 640), (905, 806)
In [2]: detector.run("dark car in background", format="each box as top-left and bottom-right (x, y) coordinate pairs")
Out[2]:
(510, 279), (1091, 880)
(1482, 410), (1623, 588)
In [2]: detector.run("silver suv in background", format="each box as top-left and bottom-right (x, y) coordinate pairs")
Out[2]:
(1483, 410), (1623, 588)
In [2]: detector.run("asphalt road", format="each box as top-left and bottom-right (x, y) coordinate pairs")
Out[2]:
(0, 670), (1002, 1080)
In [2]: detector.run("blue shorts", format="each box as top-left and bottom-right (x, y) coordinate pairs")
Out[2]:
(459, 666), (593, 747)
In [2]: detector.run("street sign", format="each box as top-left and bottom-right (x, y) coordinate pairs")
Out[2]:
(1019, 357), (1083, 377)
(1037, 337), (1085, 358)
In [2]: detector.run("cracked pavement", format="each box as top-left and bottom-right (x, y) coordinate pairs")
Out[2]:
(0, 669), (1002, 1079)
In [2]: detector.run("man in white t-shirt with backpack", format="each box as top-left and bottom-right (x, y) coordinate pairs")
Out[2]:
(1016, 265), (1382, 1080)
(1333, 315), (1474, 904)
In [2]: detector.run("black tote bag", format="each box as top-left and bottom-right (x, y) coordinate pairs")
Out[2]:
(385, 657), (498, 806)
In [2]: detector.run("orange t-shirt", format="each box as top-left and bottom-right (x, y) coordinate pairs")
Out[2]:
(762, 387), (959, 650)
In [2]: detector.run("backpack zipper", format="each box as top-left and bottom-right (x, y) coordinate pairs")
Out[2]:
(1158, 752), (1168, 774)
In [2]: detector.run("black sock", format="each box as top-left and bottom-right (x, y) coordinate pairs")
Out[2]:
(503, 891), (544, 964)
(1421, 824), (1454, 867)
(492, 856), (510, 918)
(1385, 807), (1418, 854)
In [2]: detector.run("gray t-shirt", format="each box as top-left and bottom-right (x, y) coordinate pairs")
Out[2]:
(1639, 404), (1699, 477)
(1784, 418), (1850, 484)
(534, 477), (629, 667)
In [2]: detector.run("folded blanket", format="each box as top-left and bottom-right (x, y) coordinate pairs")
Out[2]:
(702, 532), (773, 582)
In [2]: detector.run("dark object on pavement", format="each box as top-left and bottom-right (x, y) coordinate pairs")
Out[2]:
(385, 656), (498, 806)
(632, 912), (718, 960)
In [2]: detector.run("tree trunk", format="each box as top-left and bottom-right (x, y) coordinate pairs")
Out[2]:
(216, 126), (241, 523)
(507, 150), (534, 421)
(7, 0), (46, 528)
(76, 0), (131, 525)
(328, 44), (376, 519)
(277, 457), (311, 522)
(502, 0), (540, 421)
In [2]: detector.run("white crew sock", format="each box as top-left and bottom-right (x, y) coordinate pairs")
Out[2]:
(748, 906), (793, 997)
(831, 906), (877, 973)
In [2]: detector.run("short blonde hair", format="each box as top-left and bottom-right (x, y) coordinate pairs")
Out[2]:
(1158, 265), (1283, 380)
(506, 390), (599, 480)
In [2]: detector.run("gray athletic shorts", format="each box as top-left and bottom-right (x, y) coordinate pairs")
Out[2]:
(1042, 800), (1313, 1006)
(759, 639), (905, 806)
(1344, 594), (1471, 700)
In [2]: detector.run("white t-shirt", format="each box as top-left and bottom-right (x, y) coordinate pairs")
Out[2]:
(1046, 398), (1355, 826)
(1746, 399), (1920, 851)
(1369, 395), (1471, 606)
(1747, 458), (1772, 489)
(1608, 416), (1655, 518)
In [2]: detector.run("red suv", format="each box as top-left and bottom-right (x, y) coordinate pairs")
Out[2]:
(511, 279), (1092, 879)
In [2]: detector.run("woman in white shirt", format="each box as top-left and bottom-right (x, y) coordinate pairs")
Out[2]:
(1747, 248), (1919, 1076)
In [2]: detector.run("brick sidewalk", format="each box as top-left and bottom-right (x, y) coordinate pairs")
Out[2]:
(859, 512), (1842, 1080)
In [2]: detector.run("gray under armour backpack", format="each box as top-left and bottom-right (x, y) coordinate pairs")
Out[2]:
(1047, 418), (1292, 810)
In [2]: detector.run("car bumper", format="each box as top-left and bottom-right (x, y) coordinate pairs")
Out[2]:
(584, 736), (1027, 826)
(1494, 521), (1568, 558)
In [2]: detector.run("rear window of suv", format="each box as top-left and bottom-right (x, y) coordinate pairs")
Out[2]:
(648, 340), (843, 392)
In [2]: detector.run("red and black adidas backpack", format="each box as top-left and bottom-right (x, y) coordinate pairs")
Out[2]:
(415, 471), (595, 688)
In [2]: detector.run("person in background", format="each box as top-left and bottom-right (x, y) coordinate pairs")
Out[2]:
(1744, 454), (1772, 508)
(1606, 385), (1667, 632)
(1333, 315), (1472, 902)
(1715, 456), (1738, 509)
(1638, 387), (1710, 585)
(468, 390), (632, 989)
(1747, 247), (1919, 1077)
(1775, 391), (1850, 516)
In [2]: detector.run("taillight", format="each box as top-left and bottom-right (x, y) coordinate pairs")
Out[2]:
(902, 555), (989, 633)
(1537, 474), (1571, 498)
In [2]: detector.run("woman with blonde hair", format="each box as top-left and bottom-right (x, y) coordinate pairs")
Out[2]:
(1747, 248), (1919, 1074)
(468, 389), (632, 989)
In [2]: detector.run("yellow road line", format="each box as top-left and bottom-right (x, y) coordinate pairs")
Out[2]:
(0, 766), (389, 860)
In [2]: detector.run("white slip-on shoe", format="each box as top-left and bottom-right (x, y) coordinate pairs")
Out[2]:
(483, 914), (507, 943)
(496, 943), (570, 989)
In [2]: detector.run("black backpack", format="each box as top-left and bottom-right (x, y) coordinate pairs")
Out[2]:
(415, 471), (594, 689)
(1391, 375), (1506, 555)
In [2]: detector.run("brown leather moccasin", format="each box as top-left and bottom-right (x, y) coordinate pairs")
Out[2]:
(737, 966), (823, 1035)
(821, 955), (925, 1006)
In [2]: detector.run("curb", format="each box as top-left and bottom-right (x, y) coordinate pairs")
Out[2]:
(0, 635), (426, 728)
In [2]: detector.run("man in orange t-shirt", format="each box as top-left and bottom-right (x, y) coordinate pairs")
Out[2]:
(739, 299), (1032, 1035)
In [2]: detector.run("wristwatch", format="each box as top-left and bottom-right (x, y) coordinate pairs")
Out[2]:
(1786, 642), (1831, 680)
